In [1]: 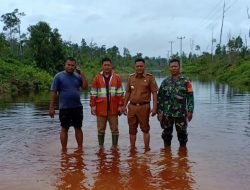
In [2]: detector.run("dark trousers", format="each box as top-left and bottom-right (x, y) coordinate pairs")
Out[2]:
(160, 116), (188, 146)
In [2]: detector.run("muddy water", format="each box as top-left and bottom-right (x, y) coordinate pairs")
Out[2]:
(0, 78), (249, 190)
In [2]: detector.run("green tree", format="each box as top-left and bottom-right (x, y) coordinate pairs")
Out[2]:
(235, 36), (243, 51)
(135, 52), (143, 58)
(0, 33), (11, 57)
(88, 40), (98, 61)
(50, 28), (65, 71)
(123, 47), (131, 57)
(227, 36), (243, 52)
(78, 38), (91, 64)
(0, 9), (25, 57)
(123, 47), (132, 66)
(27, 21), (64, 74)
(107, 45), (120, 66)
(215, 44), (221, 55)
(107, 46), (120, 59)
(195, 45), (201, 55)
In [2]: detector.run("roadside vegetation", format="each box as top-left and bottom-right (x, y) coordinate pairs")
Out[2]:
(181, 37), (250, 91)
(0, 9), (249, 94)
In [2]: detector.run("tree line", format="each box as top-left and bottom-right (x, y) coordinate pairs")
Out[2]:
(0, 9), (167, 76)
(0, 9), (249, 93)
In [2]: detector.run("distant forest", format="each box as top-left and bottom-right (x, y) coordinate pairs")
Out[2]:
(0, 9), (168, 75)
(0, 9), (250, 93)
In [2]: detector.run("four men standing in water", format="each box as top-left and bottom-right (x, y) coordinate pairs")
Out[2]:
(49, 57), (194, 150)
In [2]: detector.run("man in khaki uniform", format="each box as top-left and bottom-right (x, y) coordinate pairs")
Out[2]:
(122, 58), (158, 150)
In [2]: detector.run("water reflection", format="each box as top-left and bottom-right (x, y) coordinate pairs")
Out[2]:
(92, 150), (124, 190)
(246, 102), (250, 138)
(124, 148), (155, 189)
(157, 147), (195, 190)
(56, 149), (87, 190)
(0, 91), (52, 112)
(0, 77), (250, 189)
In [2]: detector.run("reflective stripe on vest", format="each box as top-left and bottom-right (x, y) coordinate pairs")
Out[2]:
(90, 87), (124, 98)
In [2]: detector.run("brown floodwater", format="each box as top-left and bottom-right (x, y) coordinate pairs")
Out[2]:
(0, 77), (249, 190)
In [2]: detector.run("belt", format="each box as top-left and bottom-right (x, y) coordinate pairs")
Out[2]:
(130, 102), (150, 106)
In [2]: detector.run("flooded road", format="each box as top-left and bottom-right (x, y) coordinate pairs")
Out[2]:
(0, 77), (249, 190)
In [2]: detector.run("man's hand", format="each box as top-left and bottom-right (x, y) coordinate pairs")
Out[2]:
(151, 107), (157, 117)
(187, 112), (193, 122)
(122, 106), (127, 115)
(49, 91), (57, 118)
(49, 107), (55, 118)
(157, 112), (163, 122)
(91, 106), (96, 115)
(76, 66), (81, 74)
(118, 106), (123, 116)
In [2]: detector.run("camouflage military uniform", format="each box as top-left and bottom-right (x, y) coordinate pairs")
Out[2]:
(157, 75), (194, 146)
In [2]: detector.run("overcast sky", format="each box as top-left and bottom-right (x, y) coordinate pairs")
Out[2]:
(1, 0), (250, 57)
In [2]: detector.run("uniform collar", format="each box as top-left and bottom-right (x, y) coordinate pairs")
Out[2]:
(171, 73), (182, 80)
(135, 72), (146, 78)
(100, 70), (113, 76)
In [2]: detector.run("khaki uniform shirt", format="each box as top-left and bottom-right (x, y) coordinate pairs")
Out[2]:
(126, 73), (158, 103)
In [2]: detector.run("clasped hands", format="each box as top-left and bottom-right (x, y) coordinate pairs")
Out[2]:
(121, 106), (157, 117)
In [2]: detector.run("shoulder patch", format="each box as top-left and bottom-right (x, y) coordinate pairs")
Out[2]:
(129, 73), (135, 76)
(186, 80), (193, 93)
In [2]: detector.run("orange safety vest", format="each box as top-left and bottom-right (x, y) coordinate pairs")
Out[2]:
(90, 71), (124, 116)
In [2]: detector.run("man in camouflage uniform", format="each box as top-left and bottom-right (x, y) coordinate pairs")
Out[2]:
(157, 58), (194, 147)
